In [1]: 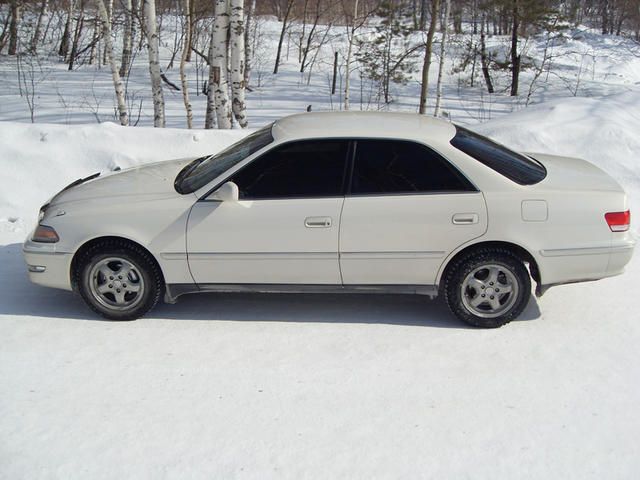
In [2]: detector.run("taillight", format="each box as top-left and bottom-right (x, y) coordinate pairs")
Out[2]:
(605, 210), (630, 232)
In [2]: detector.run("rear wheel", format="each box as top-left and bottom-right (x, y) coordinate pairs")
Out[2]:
(75, 240), (163, 320)
(444, 249), (531, 328)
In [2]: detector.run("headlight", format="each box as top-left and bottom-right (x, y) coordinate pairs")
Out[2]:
(32, 225), (59, 243)
(38, 205), (48, 223)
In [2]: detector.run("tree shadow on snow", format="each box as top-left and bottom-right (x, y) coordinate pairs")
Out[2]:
(1, 243), (541, 329)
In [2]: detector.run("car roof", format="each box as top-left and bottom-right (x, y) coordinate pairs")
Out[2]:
(271, 111), (457, 143)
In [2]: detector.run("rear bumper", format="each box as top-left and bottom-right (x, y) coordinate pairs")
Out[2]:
(537, 239), (635, 293)
(23, 239), (73, 291)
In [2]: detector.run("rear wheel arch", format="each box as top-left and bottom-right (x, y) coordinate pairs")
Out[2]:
(438, 241), (540, 293)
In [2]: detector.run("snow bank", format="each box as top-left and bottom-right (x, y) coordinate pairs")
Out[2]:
(475, 89), (640, 233)
(2, 89), (639, 235)
(0, 122), (248, 233)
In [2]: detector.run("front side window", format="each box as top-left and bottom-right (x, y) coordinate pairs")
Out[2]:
(230, 140), (349, 199)
(350, 139), (475, 195)
(174, 124), (274, 194)
(450, 126), (547, 185)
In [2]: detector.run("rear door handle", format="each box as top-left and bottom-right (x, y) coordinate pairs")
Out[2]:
(452, 213), (479, 225)
(305, 216), (332, 228)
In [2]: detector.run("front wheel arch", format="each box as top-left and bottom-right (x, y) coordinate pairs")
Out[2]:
(70, 236), (165, 293)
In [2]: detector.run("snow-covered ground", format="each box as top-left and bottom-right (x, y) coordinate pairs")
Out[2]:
(1, 17), (640, 480)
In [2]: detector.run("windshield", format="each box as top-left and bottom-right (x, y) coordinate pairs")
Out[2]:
(174, 124), (274, 194)
(450, 126), (546, 185)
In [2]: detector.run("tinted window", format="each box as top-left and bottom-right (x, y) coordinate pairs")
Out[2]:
(175, 124), (274, 194)
(450, 126), (546, 185)
(350, 140), (475, 194)
(231, 140), (349, 199)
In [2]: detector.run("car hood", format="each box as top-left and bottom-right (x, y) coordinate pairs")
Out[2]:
(49, 157), (196, 206)
(526, 152), (624, 193)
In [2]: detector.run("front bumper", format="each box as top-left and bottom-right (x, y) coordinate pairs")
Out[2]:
(23, 238), (73, 291)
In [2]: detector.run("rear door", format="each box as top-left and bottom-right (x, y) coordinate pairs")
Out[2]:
(187, 139), (349, 285)
(339, 139), (488, 285)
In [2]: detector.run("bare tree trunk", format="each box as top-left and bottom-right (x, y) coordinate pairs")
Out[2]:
(8, 0), (21, 55)
(434, 0), (450, 117)
(102, 0), (112, 65)
(0, 14), (11, 52)
(89, 17), (99, 64)
(144, 0), (165, 127)
(119, 0), (133, 77)
(510, 0), (520, 96)
(230, 0), (248, 127)
(344, 0), (359, 110)
(59, 0), (74, 57)
(273, 0), (294, 74)
(30, 0), (49, 52)
(68, 0), (85, 70)
(180, 0), (193, 128)
(96, 0), (129, 125)
(206, 0), (232, 129)
(244, 0), (256, 85)
(185, 0), (195, 61)
(480, 12), (494, 94)
(419, 0), (440, 114)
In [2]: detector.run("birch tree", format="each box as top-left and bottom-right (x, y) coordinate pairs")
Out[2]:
(30, 0), (49, 52)
(418, 0), (440, 114)
(144, 0), (165, 127)
(244, 0), (256, 85)
(206, 0), (232, 129)
(229, 0), (248, 127)
(343, 0), (359, 110)
(119, 0), (134, 77)
(434, 0), (451, 117)
(180, 0), (193, 128)
(96, 0), (129, 125)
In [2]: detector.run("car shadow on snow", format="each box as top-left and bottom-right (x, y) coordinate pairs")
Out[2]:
(1, 243), (542, 328)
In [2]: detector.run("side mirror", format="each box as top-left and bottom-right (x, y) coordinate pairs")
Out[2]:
(210, 181), (239, 202)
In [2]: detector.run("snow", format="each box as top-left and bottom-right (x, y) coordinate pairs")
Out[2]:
(0, 122), (247, 232)
(1, 17), (640, 480)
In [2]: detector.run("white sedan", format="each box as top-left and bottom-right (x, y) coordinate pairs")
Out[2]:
(23, 112), (635, 327)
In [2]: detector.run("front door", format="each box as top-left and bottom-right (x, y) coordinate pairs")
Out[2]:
(339, 139), (488, 285)
(187, 139), (350, 285)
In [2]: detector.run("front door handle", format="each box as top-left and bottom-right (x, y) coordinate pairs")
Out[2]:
(452, 213), (479, 225)
(305, 216), (332, 228)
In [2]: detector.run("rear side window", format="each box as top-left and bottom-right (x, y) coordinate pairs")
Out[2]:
(350, 139), (475, 195)
(230, 140), (349, 199)
(450, 126), (546, 185)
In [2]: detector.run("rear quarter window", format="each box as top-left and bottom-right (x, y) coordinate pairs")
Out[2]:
(450, 126), (546, 185)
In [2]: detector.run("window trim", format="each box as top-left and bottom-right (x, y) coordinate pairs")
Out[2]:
(449, 125), (547, 186)
(200, 136), (479, 202)
(201, 137), (353, 202)
(346, 138), (479, 197)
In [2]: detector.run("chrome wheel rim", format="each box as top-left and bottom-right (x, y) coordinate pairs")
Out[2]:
(461, 264), (519, 318)
(89, 257), (145, 311)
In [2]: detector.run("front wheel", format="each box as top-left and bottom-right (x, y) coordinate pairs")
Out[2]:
(75, 240), (163, 320)
(444, 249), (531, 328)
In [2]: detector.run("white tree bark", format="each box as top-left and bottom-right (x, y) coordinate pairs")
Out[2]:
(144, 0), (165, 127)
(96, 0), (128, 125)
(180, 0), (193, 128)
(30, 0), (49, 51)
(229, 0), (247, 127)
(119, 0), (133, 77)
(344, 0), (359, 111)
(207, 0), (231, 129)
(434, 0), (450, 117)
